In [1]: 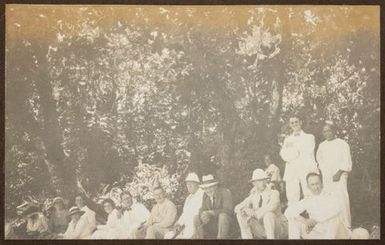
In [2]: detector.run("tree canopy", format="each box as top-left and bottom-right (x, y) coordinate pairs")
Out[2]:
(5, 6), (380, 228)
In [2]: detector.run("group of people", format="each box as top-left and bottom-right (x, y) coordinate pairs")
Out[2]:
(7, 116), (369, 239)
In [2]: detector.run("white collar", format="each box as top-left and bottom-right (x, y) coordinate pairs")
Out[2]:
(292, 130), (304, 136)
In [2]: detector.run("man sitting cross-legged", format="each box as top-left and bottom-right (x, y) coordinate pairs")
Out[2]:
(235, 169), (287, 239)
(284, 172), (350, 239)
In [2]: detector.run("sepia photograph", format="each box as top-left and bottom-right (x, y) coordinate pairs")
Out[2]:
(4, 4), (380, 240)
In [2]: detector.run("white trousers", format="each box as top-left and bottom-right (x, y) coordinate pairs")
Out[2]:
(287, 216), (350, 239)
(237, 212), (285, 239)
(175, 215), (197, 239)
(285, 177), (312, 206)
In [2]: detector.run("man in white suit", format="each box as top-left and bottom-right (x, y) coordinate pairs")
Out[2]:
(119, 192), (151, 239)
(235, 169), (287, 239)
(280, 116), (318, 205)
(166, 172), (204, 239)
(284, 172), (350, 239)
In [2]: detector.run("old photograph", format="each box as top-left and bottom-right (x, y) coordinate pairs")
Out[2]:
(4, 5), (380, 240)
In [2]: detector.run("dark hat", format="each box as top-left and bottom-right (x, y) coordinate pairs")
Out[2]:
(22, 205), (40, 217)
(67, 206), (85, 217)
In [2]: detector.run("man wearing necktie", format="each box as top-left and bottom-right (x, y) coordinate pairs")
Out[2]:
(235, 169), (288, 239)
(196, 175), (233, 239)
(119, 192), (150, 239)
(279, 116), (318, 206)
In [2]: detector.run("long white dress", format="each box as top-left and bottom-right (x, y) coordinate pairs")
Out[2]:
(63, 218), (91, 239)
(316, 138), (352, 228)
(80, 206), (96, 236)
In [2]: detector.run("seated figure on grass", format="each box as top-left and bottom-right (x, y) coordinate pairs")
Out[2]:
(90, 198), (121, 239)
(165, 172), (205, 239)
(118, 192), (150, 239)
(235, 169), (287, 239)
(194, 174), (233, 239)
(135, 187), (177, 239)
(61, 207), (92, 239)
(284, 172), (350, 239)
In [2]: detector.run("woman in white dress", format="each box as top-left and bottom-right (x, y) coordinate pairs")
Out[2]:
(316, 121), (352, 228)
(90, 198), (121, 239)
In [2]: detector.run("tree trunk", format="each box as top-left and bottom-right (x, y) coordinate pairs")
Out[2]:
(31, 42), (77, 196)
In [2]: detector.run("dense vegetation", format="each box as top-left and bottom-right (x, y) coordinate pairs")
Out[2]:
(5, 6), (380, 230)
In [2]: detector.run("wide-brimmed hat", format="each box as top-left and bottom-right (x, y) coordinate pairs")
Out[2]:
(249, 169), (269, 182)
(199, 174), (219, 188)
(22, 205), (40, 217)
(185, 172), (200, 183)
(67, 206), (85, 217)
(53, 197), (65, 204)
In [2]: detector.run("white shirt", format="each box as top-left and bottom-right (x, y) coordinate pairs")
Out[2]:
(96, 209), (120, 231)
(316, 138), (352, 183)
(176, 188), (204, 226)
(91, 209), (121, 239)
(120, 202), (150, 237)
(280, 130), (317, 181)
(284, 191), (342, 223)
(80, 206), (96, 234)
(63, 218), (90, 239)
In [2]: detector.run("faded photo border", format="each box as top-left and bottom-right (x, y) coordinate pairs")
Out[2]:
(1, 0), (384, 244)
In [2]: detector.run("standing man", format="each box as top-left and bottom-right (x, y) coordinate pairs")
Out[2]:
(166, 172), (204, 239)
(119, 192), (151, 239)
(196, 174), (233, 239)
(284, 173), (350, 239)
(235, 169), (287, 239)
(136, 187), (177, 239)
(74, 194), (96, 236)
(316, 121), (352, 228)
(280, 115), (318, 205)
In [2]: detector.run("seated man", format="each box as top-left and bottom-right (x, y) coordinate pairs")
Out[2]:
(195, 174), (233, 239)
(75, 194), (96, 236)
(119, 192), (150, 239)
(166, 172), (204, 239)
(284, 172), (350, 239)
(136, 187), (177, 239)
(235, 169), (287, 239)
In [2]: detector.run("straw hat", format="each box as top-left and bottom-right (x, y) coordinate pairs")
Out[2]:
(249, 169), (269, 182)
(185, 172), (200, 183)
(199, 174), (219, 188)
